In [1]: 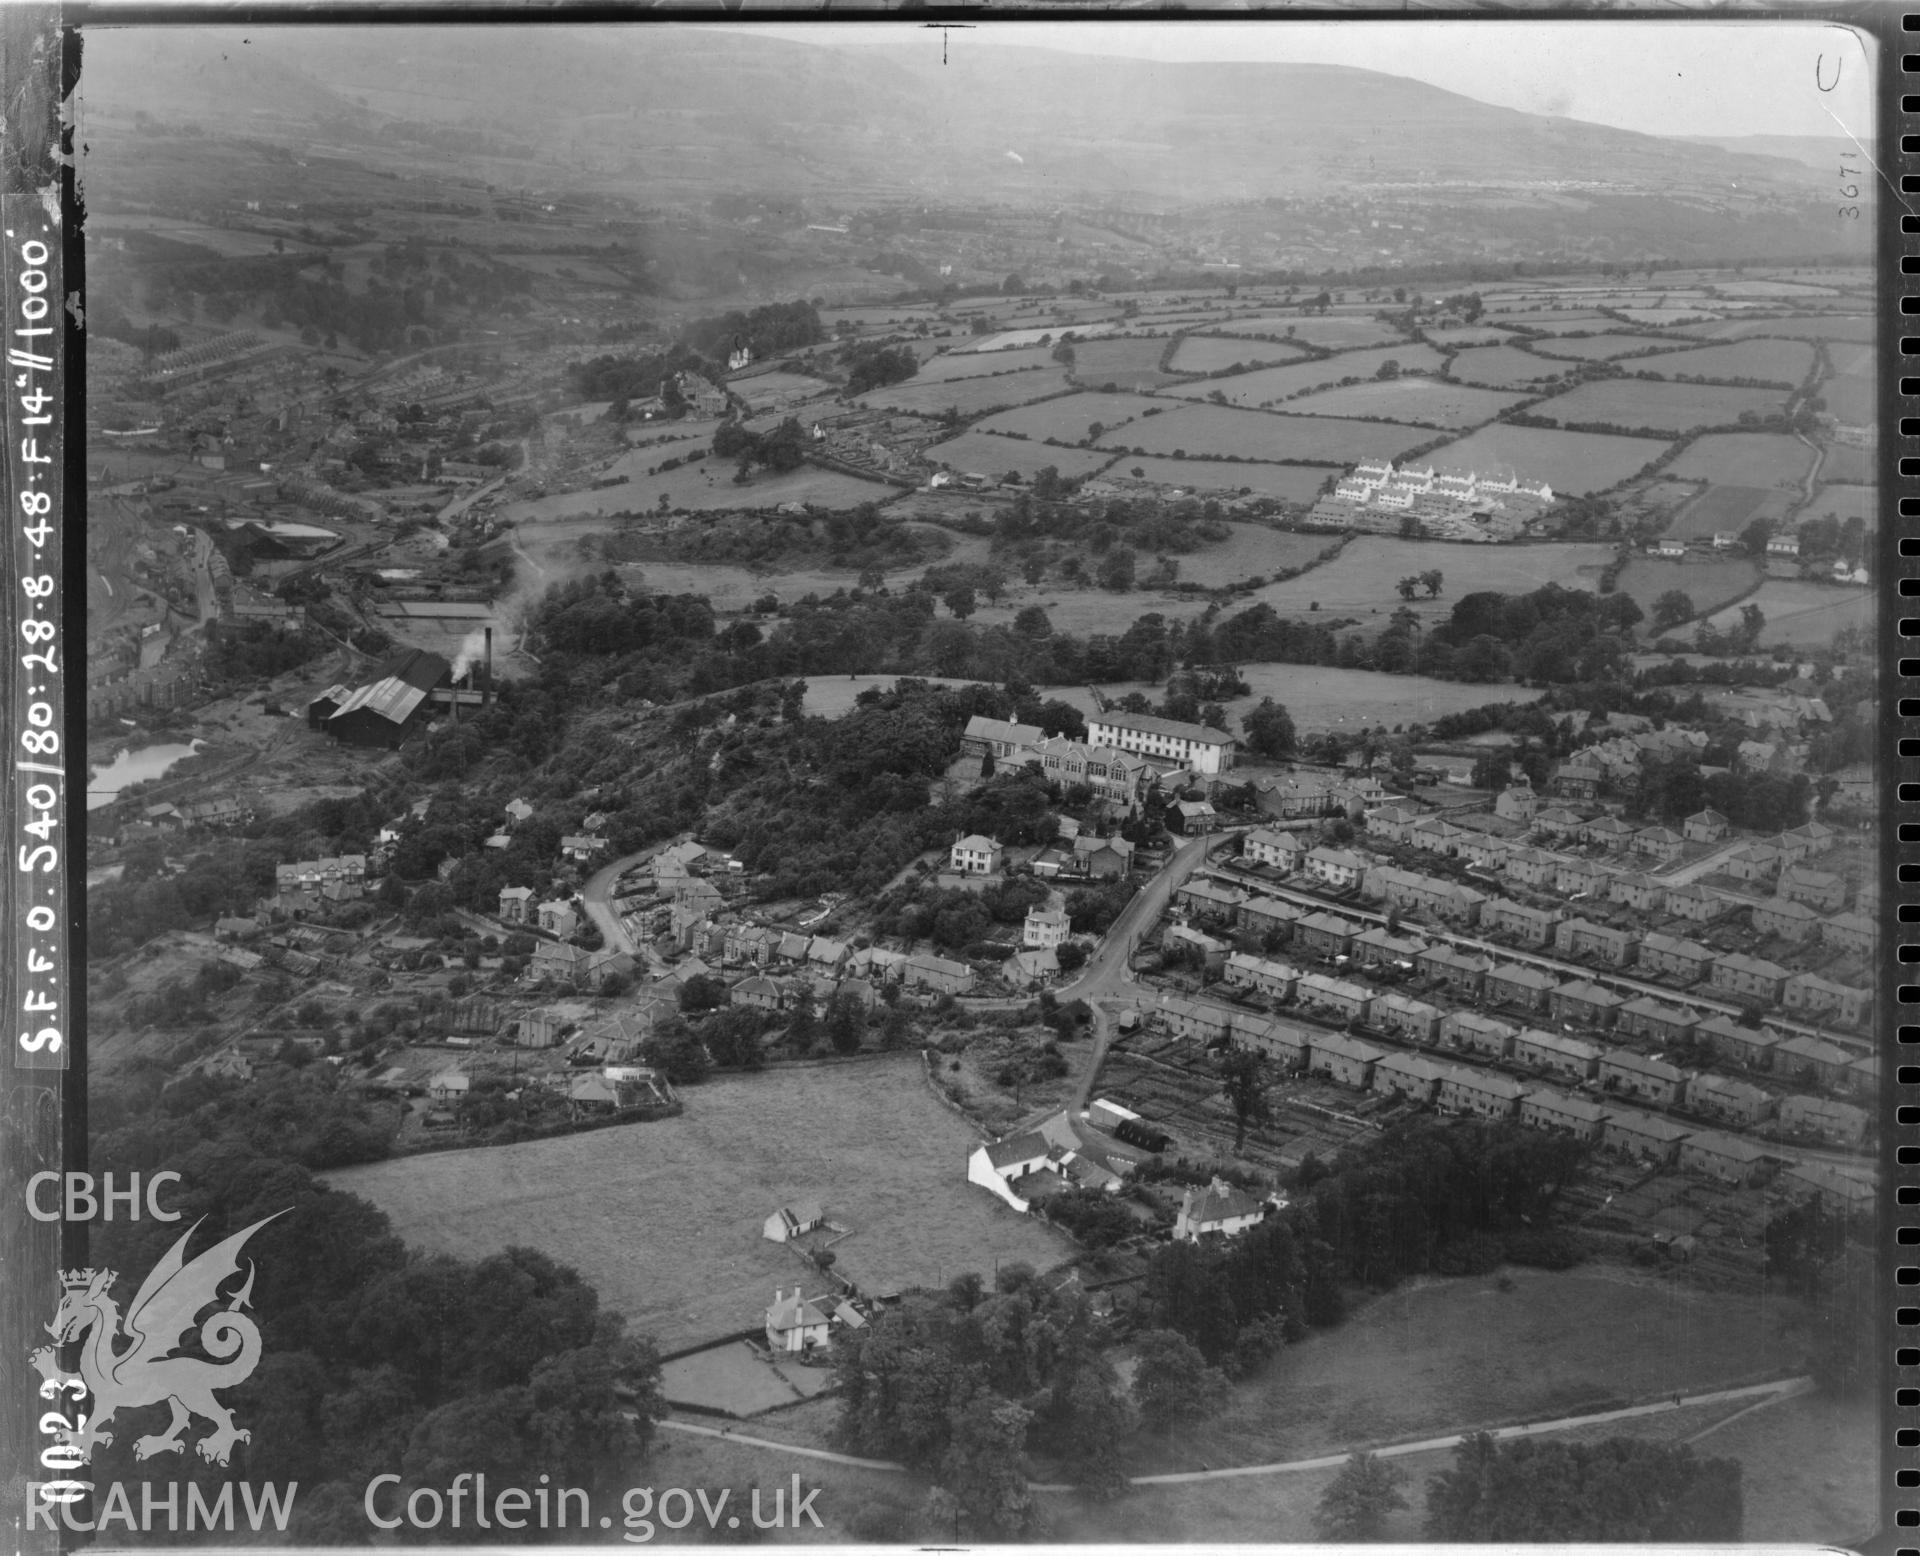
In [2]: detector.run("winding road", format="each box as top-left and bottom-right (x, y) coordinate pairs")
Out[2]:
(654, 1374), (1813, 1492)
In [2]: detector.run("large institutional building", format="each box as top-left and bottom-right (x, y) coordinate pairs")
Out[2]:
(1308, 460), (1554, 541)
(1086, 710), (1237, 775)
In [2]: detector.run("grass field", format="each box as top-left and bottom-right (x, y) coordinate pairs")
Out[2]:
(1537, 380), (1787, 434)
(1701, 313), (1877, 343)
(1683, 1389), (1879, 1543)
(1218, 314), (1409, 349)
(1822, 372), (1874, 428)
(1163, 344), (1448, 407)
(1066, 335), (1185, 390)
(1666, 433), (1815, 488)
(1631, 338), (1818, 385)
(1242, 535), (1613, 621)
(1665, 485), (1794, 541)
(324, 1058), (1075, 1354)
(1824, 341), (1874, 378)
(1099, 403), (1428, 465)
(962, 323), (1123, 353)
(1423, 423), (1670, 496)
(1616, 554), (1762, 619)
(1528, 332), (1690, 361)
(974, 389), (1165, 443)
(1806, 483), (1876, 525)
(923, 430), (1116, 481)
(1222, 664), (1532, 731)
(1422, 325), (1516, 349)
(1485, 309), (1618, 333)
(856, 368), (1073, 418)
(1119, 1264), (1802, 1477)
(802, 675), (992, 718)
(1705, 578), (1875, 645)
(1283, 377), (1536, 429)
(1168, 335), (1312, 375)
(1446, 345), (1571, 389)
(1148, 523), (1336, 588)
(1818, 443), (1875, 484)
(526, 462), (897, 523)
(1109, 455), (1334, 504)
(1612, 306), (1724, 326)
(730, 373), (834, 412)
(912, 344), (1056, 383)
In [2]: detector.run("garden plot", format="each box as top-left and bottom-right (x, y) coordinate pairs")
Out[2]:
(1162, 345), (1448, 406)
(1665, 433), (1814, 488)
(974, 389), (1166, 443)
(1528, 333), (1693, 361)
(1168, 335), (1313, 375)
(1422, 423), (1671, 496)
(1445, 345), (1571, 389)
(922, 430), (1115, 481)
(856, 367), (1073, 418)
(1282, 377), (1535, 430)
(1629, 338), (1818, 385)
(1536, 380), (1787, 434)
(1098, 403), (1430, 465)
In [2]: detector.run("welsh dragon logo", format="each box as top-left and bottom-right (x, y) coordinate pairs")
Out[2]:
(29, 1212), (285, 1468)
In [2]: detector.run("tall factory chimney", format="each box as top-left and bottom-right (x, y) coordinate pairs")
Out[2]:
(483, 627), (493, 706)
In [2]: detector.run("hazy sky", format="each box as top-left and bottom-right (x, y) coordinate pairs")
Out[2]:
(726, 20), (1875, 143)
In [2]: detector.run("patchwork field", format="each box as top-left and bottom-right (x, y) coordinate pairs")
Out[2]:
(1616, 554), (1762, 620)
(856, 367), (1073, 417)
(1485, 309), (1618, 333)
(923, 430), (1115, 481)
(1066, 335), (1184, 390)
(1100, 403), (1429, 465)
(1446, 345), (1571, 389)
(1538, 379), (1787, 434)
(1666, 433), (1815, 488)
(1108, 455), (1333, 504)
(1219, 314), (1409, 348)
(1529, 333), (1689, 361)
(1164, 345), (1448, 407)
(912, 344), (1056, 383)
(1241, 535), (1612, 620)
(1168, 334), (1312, 376)
(1664, 485), (1794, 542)
(1632, 338), (1818, 385)
(974, 389), (1165, 443)
(324, 1059), (1076, 1354)
(1705, 578), (1875, 645)
(1422, 423), (1670, 495)
(1283, 377), (1536, 429)
(960, 322), (1122, 353)
(1613, 306), (1723, 326)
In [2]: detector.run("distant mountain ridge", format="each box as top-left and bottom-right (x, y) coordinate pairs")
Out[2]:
(84, 26), (1844, 207)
